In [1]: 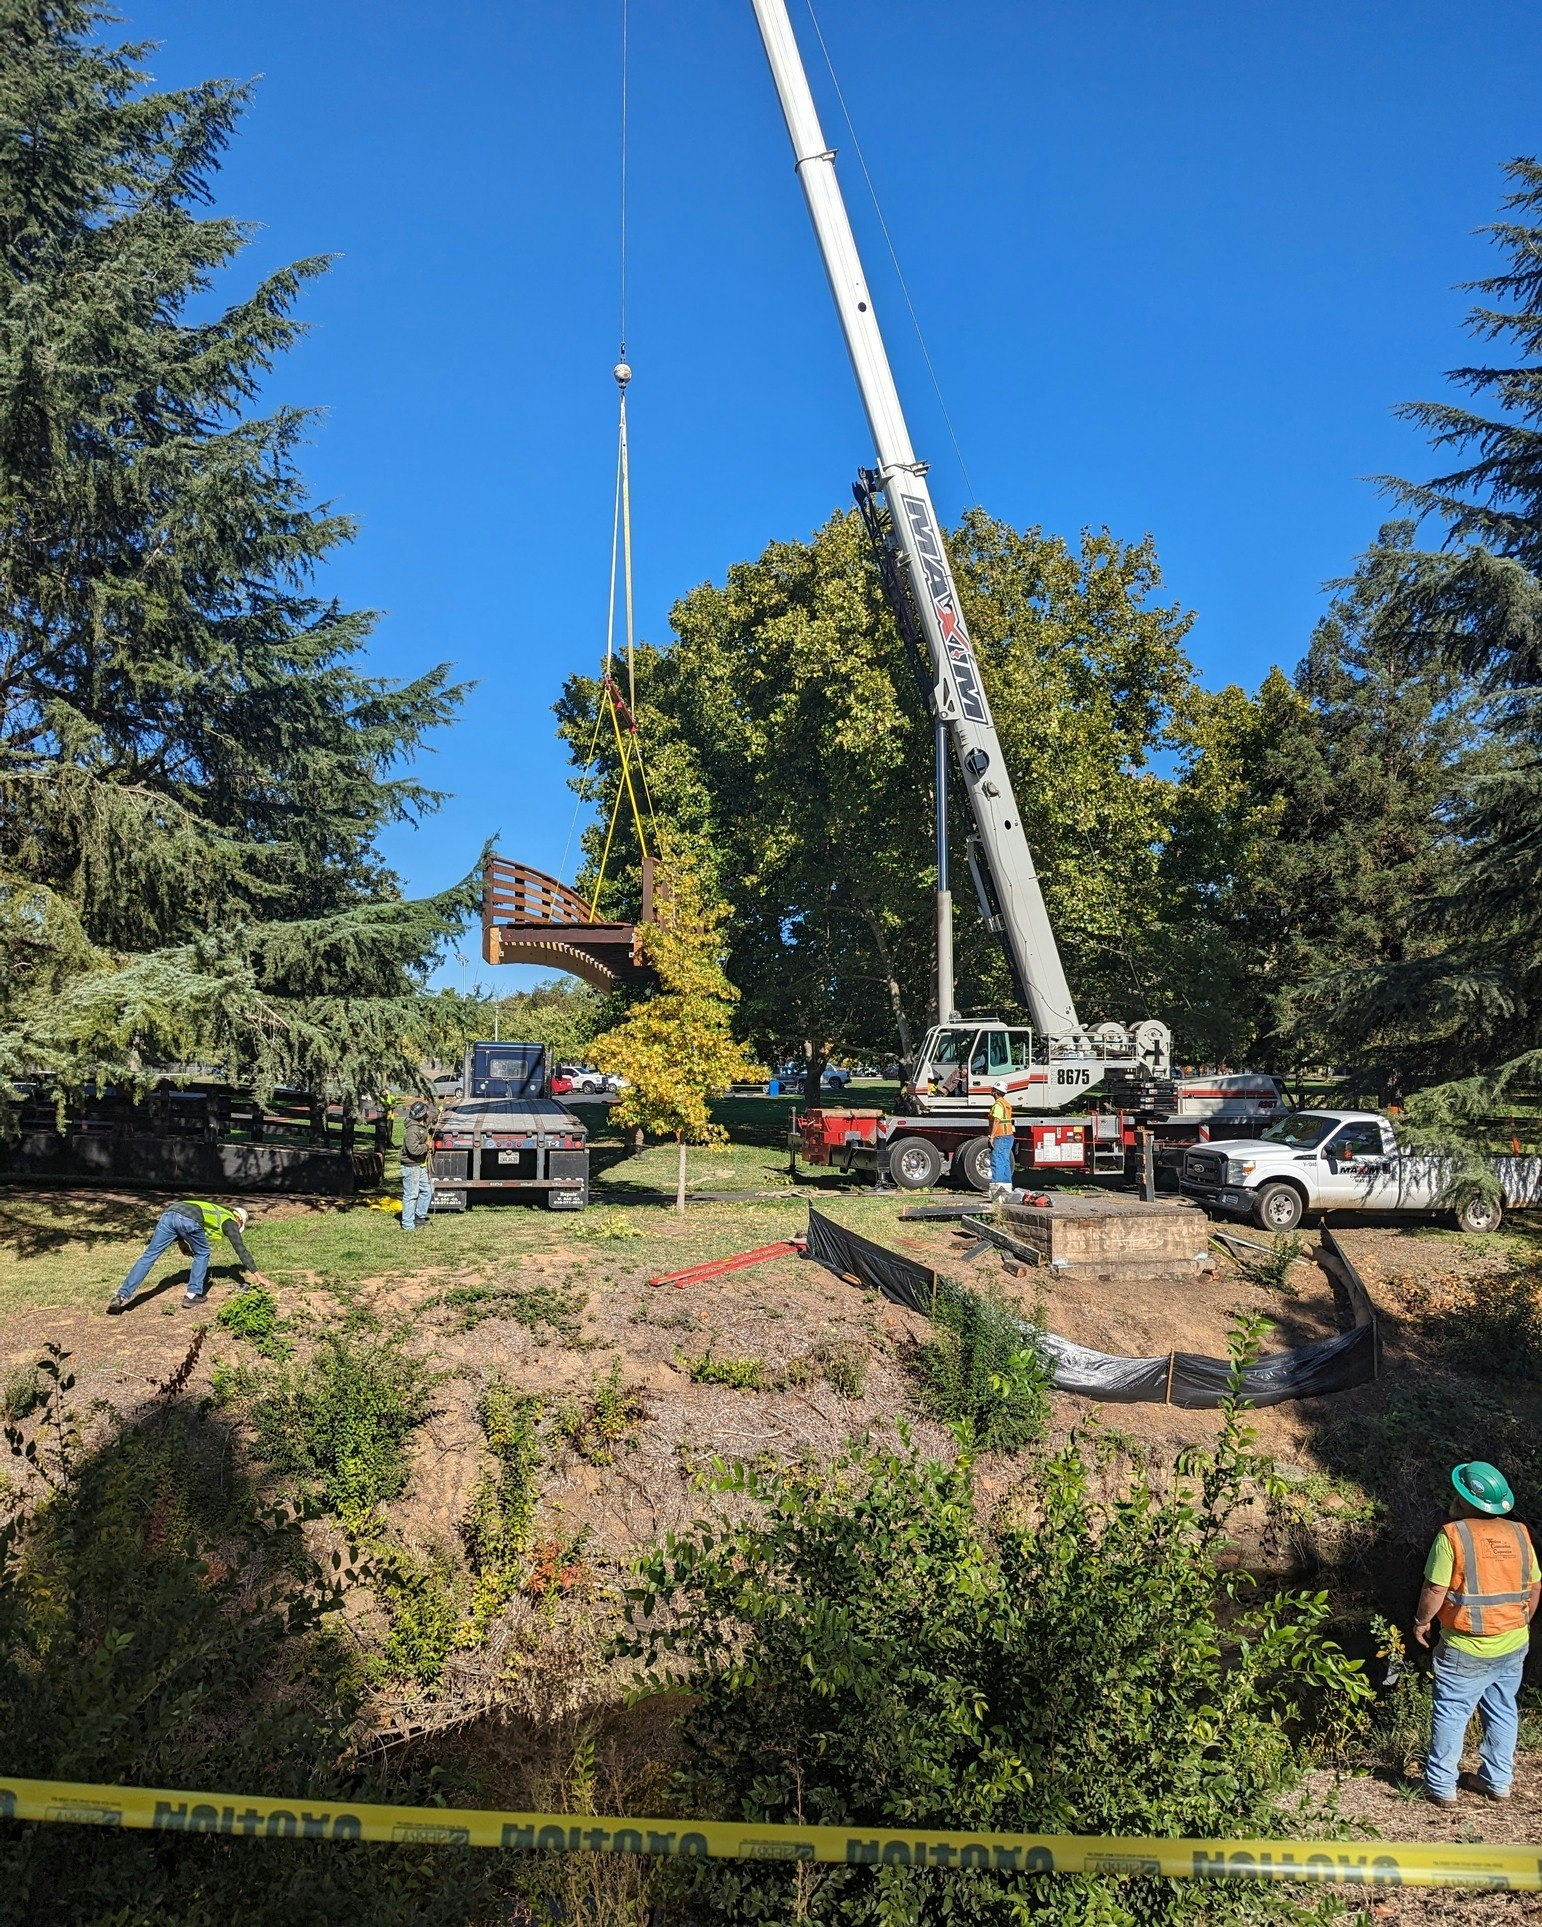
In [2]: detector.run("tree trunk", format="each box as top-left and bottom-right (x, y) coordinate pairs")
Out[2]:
(676, 1134), (687, 1215)
(802, 1043), (828, 1112)
(856, 890), (914, 1060)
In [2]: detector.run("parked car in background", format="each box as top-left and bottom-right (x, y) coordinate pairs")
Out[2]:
(821, 1065), (853, 1089)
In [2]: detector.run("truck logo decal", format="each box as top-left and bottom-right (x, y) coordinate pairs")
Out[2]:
(899, 493), (991, 726)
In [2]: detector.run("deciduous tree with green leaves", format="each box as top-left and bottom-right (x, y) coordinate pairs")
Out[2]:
(0, 0), (471, 1105)
(589, 853), (761, 1211)
(560, 509), (1198, 1097)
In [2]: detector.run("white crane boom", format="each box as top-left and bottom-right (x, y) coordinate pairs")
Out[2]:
(748, 0), (1077, 1039)
(747, 0), (1171, 1095)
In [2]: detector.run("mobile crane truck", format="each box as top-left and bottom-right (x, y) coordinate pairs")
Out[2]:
(749, 0), (1278, 1191)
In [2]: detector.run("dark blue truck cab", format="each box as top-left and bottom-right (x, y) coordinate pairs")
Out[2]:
(430, 1042), (589, 1211)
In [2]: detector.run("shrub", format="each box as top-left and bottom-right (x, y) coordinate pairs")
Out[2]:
(464, 1381), (543, 1572)
(378, 1546), (464, 1689)
(1241, 1231), (1307, 1296)
(215, 1282), (292, 1358)
(554, 1360), (648, 1465)
(623, 1418), (1372, 1923)
(679, 1348), (765, 1390)
(915, 1282), (1050, 1451)
(0, 1359), (489, 1922)
(242, 1326), (433, 1528)
(815, 1340), (867, 1401)
(1, 1364), (41, 1423)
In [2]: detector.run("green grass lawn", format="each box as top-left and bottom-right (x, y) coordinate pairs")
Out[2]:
(0, 1101), (917, 1319)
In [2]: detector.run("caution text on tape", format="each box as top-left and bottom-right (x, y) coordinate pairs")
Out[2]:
(1, 1779), (1536, 1891)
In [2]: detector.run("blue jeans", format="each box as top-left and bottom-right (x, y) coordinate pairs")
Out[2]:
(1426, 1642), (1525, 1798)
(990, 1136), (1015, 1186)
(402, 1163), (433, 1229)
(116, 1208), (210, 1303)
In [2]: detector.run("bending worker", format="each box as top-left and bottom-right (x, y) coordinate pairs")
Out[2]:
(107, 1200), (273, 1314)
(988, 1081), (1016, 1199)
(1412, 1460), (1539, 1805)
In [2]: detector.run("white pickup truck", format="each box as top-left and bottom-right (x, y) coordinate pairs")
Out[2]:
(1179, 1109), (1510, 1234)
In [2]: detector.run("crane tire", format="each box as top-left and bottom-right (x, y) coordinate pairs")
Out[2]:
(954, 1137), (994, 1193)
(1456, 1196), (1503, 1234)
(1254, 1182), (1305, 1233)
(889, 1137), (945, 1191)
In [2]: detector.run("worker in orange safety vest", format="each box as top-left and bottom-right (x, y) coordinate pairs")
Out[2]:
(988, 1082), (1015, 1200)
(1412, 1461), (1540, 1806)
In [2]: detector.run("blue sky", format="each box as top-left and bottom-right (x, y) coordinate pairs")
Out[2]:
(137, 1), (1540, 990)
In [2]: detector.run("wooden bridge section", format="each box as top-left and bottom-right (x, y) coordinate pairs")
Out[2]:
(481, 856), (653, 991)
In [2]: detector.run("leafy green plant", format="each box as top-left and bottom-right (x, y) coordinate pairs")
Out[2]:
(240, 1326), (433, 1528)
(815, 1339), (866, 1401)
(3, 1345), (79, 1494)
(437, 1278), (587, 1341)
(915, 1282), (1050, 1451)
(214, 1282), (291, 1358)
(622, 1429), (1372, 1924)
(784, 1339), (869, 1400)
(464, 1382), (543, 1570)
(1239, 1231), (1307, 1295)
(1, 1364), (41, 1424)
(678, 1347), (766, 1390)
(377, 1546), (464, 1690)
(554, 1360), (648, 1464)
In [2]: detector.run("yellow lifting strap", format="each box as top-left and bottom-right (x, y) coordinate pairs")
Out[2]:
(587, 357), (658, 923)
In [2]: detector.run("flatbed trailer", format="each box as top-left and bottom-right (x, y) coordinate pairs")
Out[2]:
(793, 1106), (1136, 1191)
(427, 1042), (589, 1211)
(793, 1100), (1283, 1194)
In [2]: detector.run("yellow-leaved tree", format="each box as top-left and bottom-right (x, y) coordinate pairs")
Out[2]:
(589, 853), (761, 1213)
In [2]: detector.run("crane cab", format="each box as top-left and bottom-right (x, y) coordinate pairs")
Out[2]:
(906, 1018), (1171, 1116)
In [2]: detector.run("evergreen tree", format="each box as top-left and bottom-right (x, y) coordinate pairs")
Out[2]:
(1235, 528), (1477, 1082)
(0, 0), (470, 1103)
(1329, 159), (1542, 1110)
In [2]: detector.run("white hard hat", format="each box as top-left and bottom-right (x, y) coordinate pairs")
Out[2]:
(234, 1206), (249, 1228)
(993, 1082), (1010, 1096)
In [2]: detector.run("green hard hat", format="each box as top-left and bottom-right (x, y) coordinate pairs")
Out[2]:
(1452, 1461), (1515, 1516)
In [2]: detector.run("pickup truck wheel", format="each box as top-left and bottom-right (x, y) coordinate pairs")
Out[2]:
(889, 1137), (944, 1191)
(1254, 1182), (1305, 1233)
(1456, 1196), (1503, 1234)
(954, 1136), (994, 1193)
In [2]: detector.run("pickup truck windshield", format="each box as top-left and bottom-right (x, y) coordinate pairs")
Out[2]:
(1259, 1112), (1339, 1149)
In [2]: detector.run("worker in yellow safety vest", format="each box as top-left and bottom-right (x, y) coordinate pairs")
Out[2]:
(108, 1199), (273, 1315)
(988, 1082), (1016, 1199)
(1412, 1460), (1540, 1806)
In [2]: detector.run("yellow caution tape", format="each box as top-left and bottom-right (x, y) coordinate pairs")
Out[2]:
(0, 1779), (1536, 1889)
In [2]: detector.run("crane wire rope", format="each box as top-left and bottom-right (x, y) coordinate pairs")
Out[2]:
(802, 0), (980, 511)
(582, 0), (660, 922)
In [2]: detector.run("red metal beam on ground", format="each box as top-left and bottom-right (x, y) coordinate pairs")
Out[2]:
(648, 1239), (806, 1288)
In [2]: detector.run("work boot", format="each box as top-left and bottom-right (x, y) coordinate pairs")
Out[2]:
(1462, 1774), (1511, 1802)
(105, 1297), (125, 1316)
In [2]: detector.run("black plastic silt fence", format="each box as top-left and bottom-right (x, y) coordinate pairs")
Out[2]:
(804, 1210), (1377, 1408)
